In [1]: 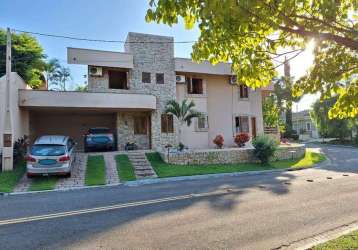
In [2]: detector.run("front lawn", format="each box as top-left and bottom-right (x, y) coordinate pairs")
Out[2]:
(313, 230), (358, 250)
(115, 155), (136, 181)
(0, 160), (26, 193)
(85, 155), (106, 186)
(146, 151), (326, 178)
(28, 176), (59, 191)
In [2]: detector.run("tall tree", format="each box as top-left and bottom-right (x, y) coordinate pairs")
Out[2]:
(146, 0), (358, 118)
(0, 29), (46, 88)
(165, 99), (202, 146)
(272, 59), (301, 136)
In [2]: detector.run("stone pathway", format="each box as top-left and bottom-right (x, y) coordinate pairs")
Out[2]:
(55, 153), (87, 189)
(103, 152), (120, 185)
(127, 151), (157, 179)
(13, 173), (33, 192)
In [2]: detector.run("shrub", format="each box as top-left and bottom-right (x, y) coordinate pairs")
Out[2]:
(252, 135), (279, 164)
(213, 135), (224, 149)
(234, 133), (250, 147)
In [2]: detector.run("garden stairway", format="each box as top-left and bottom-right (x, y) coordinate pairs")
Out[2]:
(127, 152), (157, 179)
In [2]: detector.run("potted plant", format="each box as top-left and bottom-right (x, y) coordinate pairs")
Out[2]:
(125, 140), (138, 151)
(213, 135), (224, 149)
(234, 133), (250, 147)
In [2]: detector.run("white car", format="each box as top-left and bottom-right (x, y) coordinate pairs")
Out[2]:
(26, 135), (76, 178)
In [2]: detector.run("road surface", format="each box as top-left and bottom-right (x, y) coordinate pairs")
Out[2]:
(0, 144), (357, 250)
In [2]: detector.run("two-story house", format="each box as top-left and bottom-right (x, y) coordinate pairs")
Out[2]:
(1, 32), (270, 170)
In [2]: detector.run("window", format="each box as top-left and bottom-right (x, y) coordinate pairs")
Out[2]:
(134, 116), (147, 135)
(161, 114), (174, 133)
(306, 122), (311, 131)
(109, 70), (128, 89)
(187, 78), (203, 94)
(156, 73), (164, 84)
(235, 116), (250, 133)
(142, 72), (151, 83)
(239, 84), (249, 98)
(196, 115), (209, 131)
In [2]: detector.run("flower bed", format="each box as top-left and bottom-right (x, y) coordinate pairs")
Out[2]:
(159, 144), (305, 165)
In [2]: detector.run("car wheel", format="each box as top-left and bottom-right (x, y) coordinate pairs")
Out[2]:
(65, 172), (71, 178)
(27, 173), (34, 178)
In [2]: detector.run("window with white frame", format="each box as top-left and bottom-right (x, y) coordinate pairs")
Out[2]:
(196, 114), (209, 131)
(235, 116), (250, 133)
(239, 84), (249, 99)
(187, 77), (204, 95)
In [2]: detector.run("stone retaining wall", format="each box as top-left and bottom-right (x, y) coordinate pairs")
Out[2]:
(160, 144), (305, 165)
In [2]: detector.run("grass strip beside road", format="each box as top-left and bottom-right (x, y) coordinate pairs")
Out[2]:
(0, 160), (26, 193)
(146, 151), (326, 178)
(115, 155), (136, 182)
(313, 230), (358, 250)
(85, 155), (106, 186)
(28, 176), (59, 191)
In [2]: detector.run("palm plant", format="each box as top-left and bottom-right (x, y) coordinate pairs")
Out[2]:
(165, 99), (202, 147)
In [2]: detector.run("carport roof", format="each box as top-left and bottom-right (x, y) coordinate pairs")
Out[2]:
(18, 90), (157, 110)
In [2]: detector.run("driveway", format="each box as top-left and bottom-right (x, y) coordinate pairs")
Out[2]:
(0, 144), (357, 250)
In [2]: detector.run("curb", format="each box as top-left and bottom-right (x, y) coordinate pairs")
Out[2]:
(2, 183), (123, 196)
(275, 220), (358, 250)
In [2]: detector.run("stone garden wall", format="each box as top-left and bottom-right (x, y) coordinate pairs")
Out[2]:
(159, 144), (305, 165)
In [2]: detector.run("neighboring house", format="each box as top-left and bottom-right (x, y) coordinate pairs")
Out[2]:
(1, 32), (271, 165)
(292, 110), (319, 139)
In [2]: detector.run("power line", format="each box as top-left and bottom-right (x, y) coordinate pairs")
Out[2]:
(11, 28), (195, 44)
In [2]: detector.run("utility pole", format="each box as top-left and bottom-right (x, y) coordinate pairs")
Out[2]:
(2, 28), (13, 171)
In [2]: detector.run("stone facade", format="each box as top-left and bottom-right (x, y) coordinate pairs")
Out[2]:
(116, 112), (150, 150)
(160, 145), (305, 165)
(87, 32), (179, 151)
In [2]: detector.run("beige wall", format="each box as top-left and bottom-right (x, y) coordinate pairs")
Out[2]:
(19, 90), (156, 110)
(0, 73), (30, 149)
(67, 47), (133, 68)
(176, 74), (264, 149)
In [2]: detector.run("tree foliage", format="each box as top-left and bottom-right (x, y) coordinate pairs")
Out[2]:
(310, 97), (355, 140)
(0, 29), (46, 88)
(165, 99), (202, 145)
(165, 99), (202, 126)
(146, 0), (358, 118)
(262, 95), (280, 127)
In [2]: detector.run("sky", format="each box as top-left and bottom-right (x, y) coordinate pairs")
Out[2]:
(1, 0), (317, 111)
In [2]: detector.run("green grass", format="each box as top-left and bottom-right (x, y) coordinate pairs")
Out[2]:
(313, 230), (358, 250)
(85, 155), (106, 186)
(0, 160), (26, 193)
(146, 151), (326, 178)
(28, 176), (59, 191)
(115, 155), (136, 182)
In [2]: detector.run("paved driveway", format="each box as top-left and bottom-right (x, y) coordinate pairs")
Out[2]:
(0, 144), (357, 250)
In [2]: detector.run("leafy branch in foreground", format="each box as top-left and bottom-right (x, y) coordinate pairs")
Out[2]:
(146, 0), (358, 118)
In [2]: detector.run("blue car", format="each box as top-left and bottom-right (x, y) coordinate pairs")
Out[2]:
(84, 127), (116, 152)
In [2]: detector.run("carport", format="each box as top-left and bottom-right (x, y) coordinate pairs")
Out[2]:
(18, 89), (157, 151)
(29, 110), (117, 150)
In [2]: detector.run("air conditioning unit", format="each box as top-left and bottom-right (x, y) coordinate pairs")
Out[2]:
(89, 66), (102, 76)
(229, 75), (237, 85)
(176, 75), (186, 83)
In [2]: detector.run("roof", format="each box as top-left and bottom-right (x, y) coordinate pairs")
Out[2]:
(34, 135), (69, 145)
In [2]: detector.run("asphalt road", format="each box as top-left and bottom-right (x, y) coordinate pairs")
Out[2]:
(0, 144), (357, 250)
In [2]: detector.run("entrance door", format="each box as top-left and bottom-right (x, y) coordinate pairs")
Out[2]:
(251, 117), (257, 138)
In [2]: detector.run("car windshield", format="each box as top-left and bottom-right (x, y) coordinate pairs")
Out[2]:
(31, 144), (66, 156)
(89, 128), (110, 134)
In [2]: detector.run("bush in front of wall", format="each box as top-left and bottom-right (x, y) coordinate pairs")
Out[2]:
(234, 133), (250, 147)
(213, 135), (224, 149)
(252, 134), (279, 164)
